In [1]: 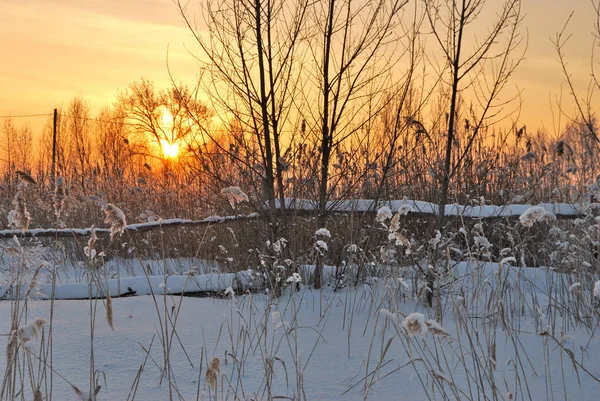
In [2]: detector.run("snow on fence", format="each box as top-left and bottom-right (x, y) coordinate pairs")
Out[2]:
(0, 213), (261, 239)
(277, 198), (595, 218)
(0, 199), (596, 239)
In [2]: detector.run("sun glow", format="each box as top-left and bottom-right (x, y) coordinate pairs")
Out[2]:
(160, 139), (179, 159)
(156, 106), (179, 159)
(160, 106), (174, 126)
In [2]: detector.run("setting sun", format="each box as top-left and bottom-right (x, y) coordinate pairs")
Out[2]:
(160, 139), (179, 159)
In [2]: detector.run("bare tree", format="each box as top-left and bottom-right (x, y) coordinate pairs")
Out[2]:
(177, 0), (310, 238)
(118, 79), (211, 170)
(95, 106), (131, 180)
(309, 0), (409, 288)
(66, 96), (93, 190)
(1, 117), (16, 186)
(0, 119), (33, 185)
(371, 9), (432, 207)
(423, 0), (525, 230)
(552, 4), (600, 145)
(13, 125), (33, 174)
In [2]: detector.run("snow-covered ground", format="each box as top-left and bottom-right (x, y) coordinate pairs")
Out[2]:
(1, 260), (599, 400)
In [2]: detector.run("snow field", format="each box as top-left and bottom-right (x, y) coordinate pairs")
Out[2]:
(1, 260), (599, 400)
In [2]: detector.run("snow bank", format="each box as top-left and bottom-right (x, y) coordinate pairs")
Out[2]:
(0, 271), (257, 300)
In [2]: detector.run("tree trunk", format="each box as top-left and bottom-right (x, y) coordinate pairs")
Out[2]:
(436, 0), (466, 233)
(255, 0), (278, 240)
(314, 0), (337, 290)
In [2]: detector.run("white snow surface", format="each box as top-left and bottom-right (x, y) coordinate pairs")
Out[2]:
(1, 260), (599, 400)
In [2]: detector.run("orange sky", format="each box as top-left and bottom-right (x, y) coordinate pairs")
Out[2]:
(0, 0), (599, 136)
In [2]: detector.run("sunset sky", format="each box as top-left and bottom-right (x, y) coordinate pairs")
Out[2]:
(0, 0), (598, 136)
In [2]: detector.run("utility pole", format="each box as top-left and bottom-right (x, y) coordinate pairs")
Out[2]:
(51, 108), (57, 189)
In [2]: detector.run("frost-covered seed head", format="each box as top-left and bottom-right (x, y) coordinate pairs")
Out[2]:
(397, 204), (413, 216)
(210, 357), (221, 374)
(315, 228), (331, 238)
(221, 186), (249, 208)
(376, 206), (392, 223)
(425, 320), (448, 337)
(286, 272), (302, 284)
(402, 313), (427, 336)
(519, 206), (556, 227)
(103, 203), (126, 240)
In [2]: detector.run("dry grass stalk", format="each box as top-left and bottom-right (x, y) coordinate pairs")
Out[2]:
(106, 290), (114, 330)
(5, 318), (46, 383)
(210, 357), (220, 374)
(24, 263), (45, 298)
(206, 367), (218, 390)
(5, 331), (17, 363)
(53, 176), (66, 221)
(84, 226), (97, 260)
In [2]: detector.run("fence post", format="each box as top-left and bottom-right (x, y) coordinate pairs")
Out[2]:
(51, 108), (57, 189)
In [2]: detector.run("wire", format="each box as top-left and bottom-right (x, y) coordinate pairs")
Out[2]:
(58, 114), (139, 126)
(0, 113), (53, 118)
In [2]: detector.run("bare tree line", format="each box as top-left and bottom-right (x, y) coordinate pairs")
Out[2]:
(0, 1), (599, 244)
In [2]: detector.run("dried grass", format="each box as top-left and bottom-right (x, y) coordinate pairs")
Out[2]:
(53, 176), (66, 221)
(106, 291), (114, 331)
(210, 357), (220, 374)
(206, 367), (218, 390)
